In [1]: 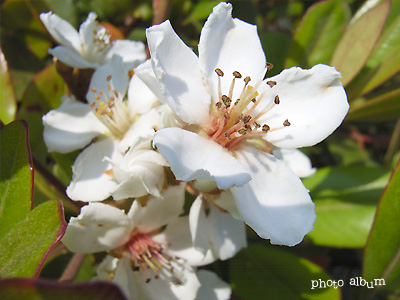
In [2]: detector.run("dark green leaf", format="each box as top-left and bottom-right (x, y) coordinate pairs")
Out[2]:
(0, 121), (33, 241)
(183, 1), (220, 25)
(260, 32), (291, 77)
(0, 200), (66, 278)
(285, 0), (351, 68)
(346, 88), (400, 122)
(303, 166), (391, 247)
(230, 245), (340, 300)
(330, 0), (391, 86)
(0, 279), (128, 300)
(363, 159), (400, 291)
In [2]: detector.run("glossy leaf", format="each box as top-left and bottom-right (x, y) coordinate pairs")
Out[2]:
(346, 0), (400, 99)
(0, 200), (67, 278)
(0, 48), (17, 124)
(230, 245), (340, 300)
(346, 88), (400, 122)
(260, 32), (292, 77)
(285, 0), (351, 68)
(183, 1), (220, 25)
(0, 279), (128, 300)
(363, 159), (400, 290)
(303, 166), (391, 248)
(0, 121), (33, 241)
(330, 0), (391, 86)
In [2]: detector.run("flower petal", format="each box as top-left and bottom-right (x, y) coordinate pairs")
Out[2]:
(40, 12), (81, 52)
(128, 184), (185, 233)
(42, 97), (107, 153)
(106, 40), (147, 70)
(127, 72), (159, 115)
(113, 255), (140, 300)
(189, 196), (212, 255)
(48, 46), (98, 69)
(78, 12), (97, 47)
(66, 138), (119, 201)
(62, 202), (132, 253)
(153, 128), (251, 189)
(273, 148), (316, 178)
(146, 20), (210, 125)
(196, 270), (231, 300)
(199, 2), (266, 101)
(257, 64), (349, 148)
(231, 146), (316, 246)
(135, 59), (164, 102)
(208, 204), (247, 260)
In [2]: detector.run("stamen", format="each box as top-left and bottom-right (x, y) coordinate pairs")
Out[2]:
(267, 80), (276, 88)
(233, 71), (242, 78)
(215, 68), (224, 77)
(262, 124), (270, 132)
(274, 95), (280, 104)
(106, 75), (112, 81)
(266, 62), (273, 70)
(283, 119), (291, 126)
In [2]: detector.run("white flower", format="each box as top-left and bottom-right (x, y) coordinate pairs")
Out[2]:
(62, 185), (231, 300)
(145, 2), (349, 246)
(43, 57), (169, 201)
(40, 11), (146, 70)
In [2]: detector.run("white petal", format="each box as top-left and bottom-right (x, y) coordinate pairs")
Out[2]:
(106, 40), (147, 70)
(42, 99), (107, 153)
(67, 138), (119, 201)
(214, 190), (243, 220)
(189, 196), (211, 255)
(40, 12), (81, 52)
(153, 216), (217, 266)
(113, 255), (140, 300)
(208, 204), (247, 260)
(86, 55), (129, 105)
(62, 202), (132, 253)
(231, 146), (316, 246)
(153, 128), (251, 189)
(135, 59), (164, 102)
(128, 184), (185, 233)
(199, 2), (266, 101)
(257, 64), (349, 148)
(196, 270), (231, 300)
(127, 73), (159, 115)
(146, 20), (210, 125)
(273, 148), (316, 178)
(78, 12), (97, 47)
(48, 46), (98, 69)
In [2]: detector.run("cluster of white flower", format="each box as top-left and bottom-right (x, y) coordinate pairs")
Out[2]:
(41, 3), (348, 300)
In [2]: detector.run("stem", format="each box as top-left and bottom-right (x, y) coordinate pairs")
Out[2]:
(59, 253), (87, 282)
(384, 119), (400, 166)
(152, 0), (172, 25)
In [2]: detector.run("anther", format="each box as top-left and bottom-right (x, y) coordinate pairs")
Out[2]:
(106, 75), (112, 81)
(244, 76), (251, 85)
(254, 121), (261, 128)
(95, 95), (101, 100)
(225, 132), (231, 140)
(238, 128), (247, 135)
(251, 98), (257, 103)
(266, 62), (273, 70)
(243, 115), (252, 123)
(222, 95), (232, 107)
(224, 112), (230, 119)
(233, 71), (242, 78)
(274, 95), (280, 104)
(215, 68), (224, 77)
(90, 88), (97, 92)
(216, 102), (223, 108)
(262, 124), (270, 132)
(267, 80), (277, 88)
(283, 119), (291, 126)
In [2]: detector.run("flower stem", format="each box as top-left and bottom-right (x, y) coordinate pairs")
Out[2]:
(59, 253), (87, 282)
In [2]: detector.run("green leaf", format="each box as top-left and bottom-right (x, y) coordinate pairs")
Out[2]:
(285, 0), (351, 68)
(0, 48), (17, 124)
(230, 245), (340, 300)
(346, 88), (400, 122)
(0, 121), (33, 241)
(303, 166), (391, 248)
(0, 200), (66, 278)
(363, 159), (400, 290)
(346, 0), (400, 99)
(0, 279), (128, 300)
(183, 1), (220, 25)
(330, 0), (391, 86)
(260, 32), (291, 77)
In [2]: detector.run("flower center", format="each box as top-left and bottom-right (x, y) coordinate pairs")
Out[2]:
(207, 68), (291, 152)
(84, 22), (112, 63)
(90, 75), (132, 139)
(116, 231), (183, 284)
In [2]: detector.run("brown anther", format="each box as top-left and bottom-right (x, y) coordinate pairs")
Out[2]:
(216, 102), (223, 108)
(113, 90), (119, 97)
(128, 69), (135, 78)
(274, 95), (280, 104)
(262, 124), (270, 132)
(106, 85), (111, 91)
(267, 80), (277, 88)
(224, 132), (231, 140)
(266, 62), (274, 70)
(238, 128), (247, 135)
(244, 124), (252, 131)
(99, 90), (104, 96)
(283, 119), (291, 126)
(90, 88), (97, 93)
(234, 99), (240, 105)
(95, 95), (101, 100)
(215, 68), (224, 76)
(233, 71), (242, 78)
(90, 102), (95, 108)
(254, 121), (261, 128)
(146, 278), (151, 283)
(222, 95), (231, 108)
(224, 112), (230, 119)
(244, 76), (251, 85)
(251, 98), (257, 103)
(243, 115), (252, 123)
(106, 75), (112, 81)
